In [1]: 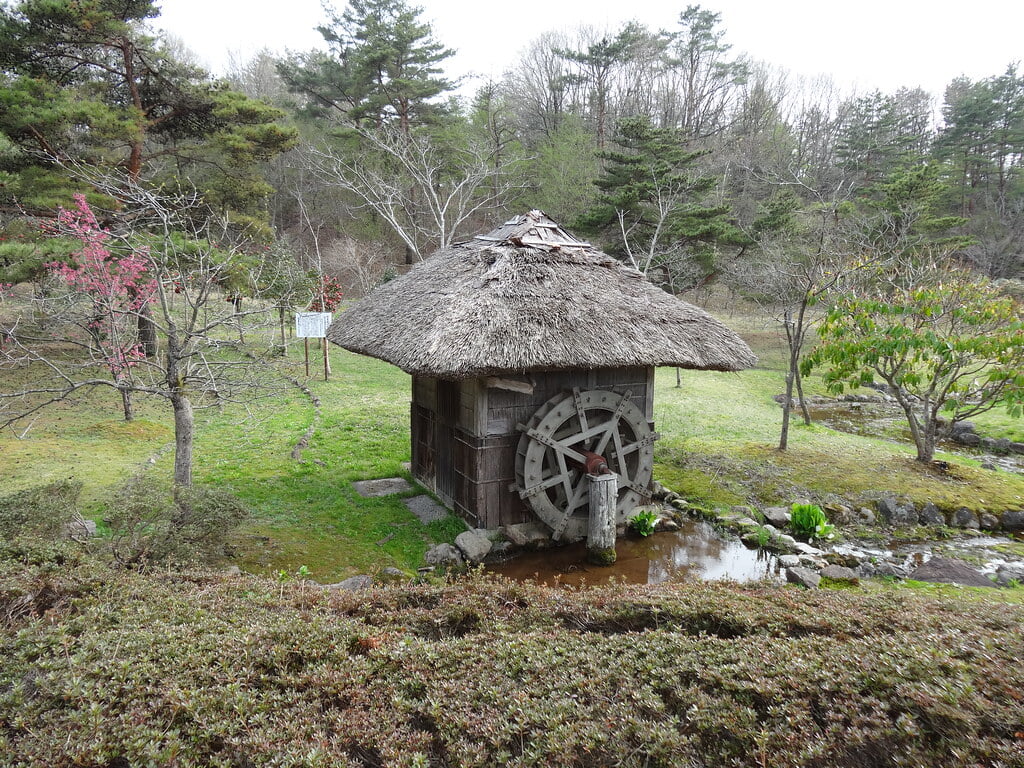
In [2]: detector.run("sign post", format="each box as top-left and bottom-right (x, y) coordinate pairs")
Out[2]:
(295, 312), (333, 381)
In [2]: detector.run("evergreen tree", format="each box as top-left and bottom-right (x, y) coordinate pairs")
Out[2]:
(278, 0), (455, 133)
(578, 115), (747, 288)
(0, 0), (296, 220)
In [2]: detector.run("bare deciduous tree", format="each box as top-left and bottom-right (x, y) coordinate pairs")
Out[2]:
(1, 172), (306, 486)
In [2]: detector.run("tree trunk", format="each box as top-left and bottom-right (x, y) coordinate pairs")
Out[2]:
(893, 389), (934, 463)
(120, 386), (134, 422)
(137, 303), (158, 357)
(779, 368), (794, 451)
(795, 367), (811, 426)
(171, 391), (194, 486)
(675, 367), (681, 388)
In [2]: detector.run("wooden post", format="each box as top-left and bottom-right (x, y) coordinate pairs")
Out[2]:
(586, 472), (618, 566)
(304, 337), (310, 377)
(323, 336), (330, 381)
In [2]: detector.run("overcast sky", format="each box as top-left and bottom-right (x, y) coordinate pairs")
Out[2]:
(157, 0), (1023, 105)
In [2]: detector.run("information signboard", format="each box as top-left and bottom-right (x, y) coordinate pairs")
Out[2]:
(295, 312), (332, 338)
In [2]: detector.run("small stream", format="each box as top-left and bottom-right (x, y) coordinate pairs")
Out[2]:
(488, 518), (780, 587)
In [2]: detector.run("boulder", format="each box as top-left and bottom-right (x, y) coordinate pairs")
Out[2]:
(799, 555), (828, 569)
(1010, 442), (1024, 455)
(860, 561), (909, 581)
(786, 567), (821, 589)
(994, 563), (1024, 587)
(876, 496), (900, 524)
(918, 503), (945, 526)
(61, 516), (97, 540)
(824, 547), (866, 568)
(950, 420), (975, 436)
(778, 554), (801, 568)
(820, 564), (859, 582)
(793, 542), (824, 556)
(455, 530), (493, 564)
(908, 556), (995, 588)
(979, 513), (1000, 531)
(374, 567), (408, 584)
(762, 506), (791, 527)
(955, 432), (981, 447)
(1001, 509), (1024, 532)
(326, 575), (374, 591)
(424, 543), (464, 567)
(952, 508), (980, 529)
(856, 507), (876, 525)
(503, 522), (552, 549)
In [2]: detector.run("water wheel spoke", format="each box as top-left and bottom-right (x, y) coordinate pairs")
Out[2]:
(516, 388), (656, 541)
(572, 387), (590, 434)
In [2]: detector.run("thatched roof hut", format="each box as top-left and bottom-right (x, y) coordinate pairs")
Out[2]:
(328, 211), (756, 379)
(328, 211), (755, 536)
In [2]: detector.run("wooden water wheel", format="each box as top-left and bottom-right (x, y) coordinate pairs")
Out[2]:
(515, 388), (658, 541)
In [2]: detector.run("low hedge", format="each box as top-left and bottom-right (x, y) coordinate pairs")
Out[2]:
(2, 554), (1023, 767)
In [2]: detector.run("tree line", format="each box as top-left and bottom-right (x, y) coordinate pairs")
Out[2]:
(1, 0), (1021, 475)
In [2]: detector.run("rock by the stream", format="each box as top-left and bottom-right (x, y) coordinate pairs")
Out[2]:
(778, 554), (801, 568)
(425, 543), (464, 567)
(995, 563), (1024, 586)
(877, 496), (917, 526)
(792, 542), (824, 556)
(863, 561), (909, 579)
(979, 513), (1000, 530)
(918, 503), (945, 526)
(1001, 509), (1024, 532)
(326, 575), (373, 591)
(786, 567), (821, 589)
(762, 506), (791, 527)
(455, 530), (492, 564)
(952, 508), (980, 529)
(503, 522), (552, 549)
(820, 564), (859, 583)
(908, 556), (995, 588)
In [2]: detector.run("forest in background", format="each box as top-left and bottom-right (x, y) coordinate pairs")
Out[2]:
(2, 0), (1022, 289)
(1, 0), (1022, 467)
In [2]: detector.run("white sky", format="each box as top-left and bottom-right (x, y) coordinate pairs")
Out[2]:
(157, 0), (1023, 104)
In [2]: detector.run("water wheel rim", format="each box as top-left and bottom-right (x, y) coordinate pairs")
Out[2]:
(516, 388), (656, 541)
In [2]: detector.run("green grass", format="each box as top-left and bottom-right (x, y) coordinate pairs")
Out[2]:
(652, 320), (1024, 513)
(3, 304), (1022, 581)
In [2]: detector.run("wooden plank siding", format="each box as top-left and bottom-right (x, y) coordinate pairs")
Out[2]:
(410, 368), (654, 529)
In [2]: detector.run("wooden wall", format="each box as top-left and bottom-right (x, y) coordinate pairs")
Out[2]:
(411, 367), (654, 529)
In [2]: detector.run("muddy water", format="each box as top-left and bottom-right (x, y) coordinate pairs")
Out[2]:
(488, 518), (780, 587)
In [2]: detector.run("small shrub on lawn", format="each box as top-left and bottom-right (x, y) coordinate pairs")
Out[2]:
(106, 477), (250, 567)
(0, 480), (82, 540)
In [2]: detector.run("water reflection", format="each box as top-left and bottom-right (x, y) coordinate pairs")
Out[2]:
(488, 518), (781, 587)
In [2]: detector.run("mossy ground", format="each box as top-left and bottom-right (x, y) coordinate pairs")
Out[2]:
(2, 305), (1022, 580)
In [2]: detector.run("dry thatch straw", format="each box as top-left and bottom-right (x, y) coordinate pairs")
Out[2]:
(328, 211), (756, 379)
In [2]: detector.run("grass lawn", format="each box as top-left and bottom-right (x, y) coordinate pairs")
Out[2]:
(3, 305), (1022, 582)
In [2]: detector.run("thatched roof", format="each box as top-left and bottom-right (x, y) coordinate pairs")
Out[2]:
(327, 211), (756, 379)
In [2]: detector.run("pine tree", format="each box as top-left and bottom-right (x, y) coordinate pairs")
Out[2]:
(578, 115), (747, 287)
(279, 0), (455, 133)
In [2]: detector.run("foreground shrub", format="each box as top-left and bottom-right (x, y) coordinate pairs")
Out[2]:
(1, 566), (1023, 767)
(106, 477), (250, 567)
(0, 480), (82, 541)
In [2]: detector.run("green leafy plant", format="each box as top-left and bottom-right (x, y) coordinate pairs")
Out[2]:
(629, 509), (659, 537)
(790, 503), (835, 542)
